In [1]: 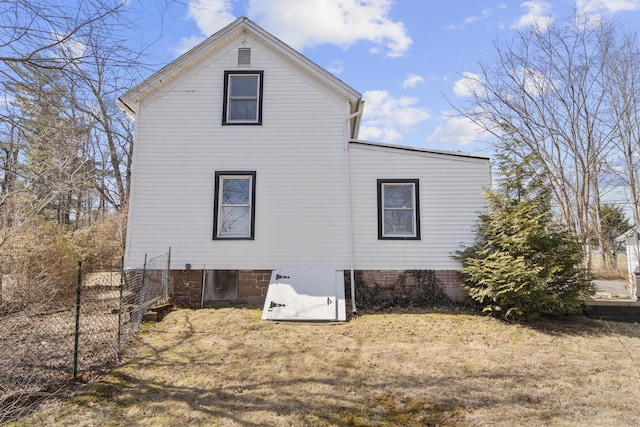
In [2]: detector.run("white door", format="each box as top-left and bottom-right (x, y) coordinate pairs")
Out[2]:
(261, 268), (346, 321)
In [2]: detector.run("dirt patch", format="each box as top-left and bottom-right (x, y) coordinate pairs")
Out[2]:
(14, 308), (640, 426)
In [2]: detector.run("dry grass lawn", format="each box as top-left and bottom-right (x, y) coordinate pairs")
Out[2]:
(12, 307), (640, 426)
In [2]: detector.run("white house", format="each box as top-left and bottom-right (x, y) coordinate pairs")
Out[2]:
(118, 17), (491, 319)
(616, 226), (639, 299)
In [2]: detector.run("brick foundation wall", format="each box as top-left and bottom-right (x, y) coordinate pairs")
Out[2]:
(170, 268), (467, 308)
(171, 269), (204, 307)
(237, 270), (271, 305)
(170, 269), (271, 308)
(359, 270), (467, 302)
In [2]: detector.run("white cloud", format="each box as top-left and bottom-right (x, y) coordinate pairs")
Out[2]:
(174, 35), (207, 56)
(464, 7), (492, 24)
(186, 0), (235, 34)
(52, 32), (87, 61)
(453, 72), (483, 97)
(358, 125), (403, 143)
(326, 59), (344, 74)
(174, 0), (235, 55)
(426, 114), (491, 146)
(402, 74), (424, 89)
(358, 90), (430, 143)
(576, 0), (640, 14)
(446, 7), (493, 30)
(179, 0), (411, 57)
(511, 1), (553, 31)
(248, 0), (412, 57)
(520, 67), (554, 95)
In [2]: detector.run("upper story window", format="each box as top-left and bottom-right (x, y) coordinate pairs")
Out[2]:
(377, 179), (421, 240)
(223, 71), (263, 125)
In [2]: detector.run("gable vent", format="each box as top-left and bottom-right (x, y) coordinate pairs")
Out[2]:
(237, 47), (251, 66)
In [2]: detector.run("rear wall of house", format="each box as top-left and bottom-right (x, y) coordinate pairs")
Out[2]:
(125, 33), (354, 271)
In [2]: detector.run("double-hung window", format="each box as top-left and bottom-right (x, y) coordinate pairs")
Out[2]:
(222, 71), (263, 125)
(377, 179), (420, 240)
(213, 171), (256, 240)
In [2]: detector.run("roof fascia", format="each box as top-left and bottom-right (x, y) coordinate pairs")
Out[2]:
(349, 139), (491, 162)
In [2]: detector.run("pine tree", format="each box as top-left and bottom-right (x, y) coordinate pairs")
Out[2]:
(456, 151), (595, 320)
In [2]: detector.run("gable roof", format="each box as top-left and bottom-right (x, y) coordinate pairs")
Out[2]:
(118, 16), (363, 119)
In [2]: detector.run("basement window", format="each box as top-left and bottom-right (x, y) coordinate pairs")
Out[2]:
(377, 179), (420, 240)
(222, 71), (263, 125)
(213, 171), (256, 240)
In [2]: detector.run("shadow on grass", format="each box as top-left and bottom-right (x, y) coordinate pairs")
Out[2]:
(77, 360), (558, 427)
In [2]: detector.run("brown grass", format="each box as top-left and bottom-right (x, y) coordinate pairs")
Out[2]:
(12, 308), (640, 426)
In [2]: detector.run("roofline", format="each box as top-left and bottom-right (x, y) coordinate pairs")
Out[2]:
(349, 139), (491, 161)
(118, 16), (361, 114)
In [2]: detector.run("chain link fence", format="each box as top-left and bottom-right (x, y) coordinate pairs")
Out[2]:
(118, 252), (171, 351)
(0, 250), (171, 424)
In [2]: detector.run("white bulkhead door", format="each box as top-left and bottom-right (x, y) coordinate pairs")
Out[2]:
(261, 268), (346, 321)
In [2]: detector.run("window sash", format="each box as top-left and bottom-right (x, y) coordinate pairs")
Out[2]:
(224, 72), (262, 124)
(214, 172), (256, 239)
(378, 180), (420, 240)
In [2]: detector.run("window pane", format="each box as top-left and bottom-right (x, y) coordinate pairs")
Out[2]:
(229, 100), (257, 121)
(230, 76), (258, 97)
(384, 210), (414, 234)
(222, 178), (250, 204)
(220, 206), (251, 236)
(384, 185), (413, 208)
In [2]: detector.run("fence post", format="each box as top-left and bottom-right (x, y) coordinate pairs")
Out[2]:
(73, 261), (82, 380)
(117, 256), (124, 354)
(141, 253), (147, 299)
(166, 247), (171, 300)
(134, 254), (148, 326)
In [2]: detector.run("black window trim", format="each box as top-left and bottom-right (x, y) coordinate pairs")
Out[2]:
(222, 70), (264, 125)
(377, 178), (421, 240)
(213, 171), (257, 240)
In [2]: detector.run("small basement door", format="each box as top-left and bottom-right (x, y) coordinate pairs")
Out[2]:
(261, 268), (346, 321)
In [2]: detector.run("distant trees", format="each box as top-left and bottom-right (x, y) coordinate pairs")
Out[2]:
(460, 12), (638, 269)
(597, 204), (630, 268)
(0, 0), (143, 249)
(0, 0), (147, 329)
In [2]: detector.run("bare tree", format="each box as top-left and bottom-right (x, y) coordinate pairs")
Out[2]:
(64, 21), (142, 212)
(604, 31), (640, 225)
(0, 0), (127, 72)
(460, 14), (634, 267)
(0, 0), (148, 245)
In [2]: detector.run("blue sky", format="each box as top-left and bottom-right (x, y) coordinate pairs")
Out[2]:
(130, 0), (640, 156)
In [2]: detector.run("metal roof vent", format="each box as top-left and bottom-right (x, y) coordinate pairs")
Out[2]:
(238, 47), (251, 66)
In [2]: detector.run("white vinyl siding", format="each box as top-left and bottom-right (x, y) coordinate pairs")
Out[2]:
(123, 29), (490, 273)
(349, 142), (490, 270)
(125, 35), (353, 269)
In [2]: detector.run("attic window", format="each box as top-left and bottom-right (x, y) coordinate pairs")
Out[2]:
(222, 70), (263, 125)
(237, 47), (251, 66)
